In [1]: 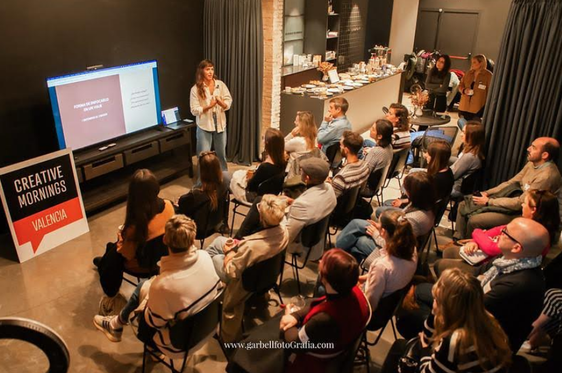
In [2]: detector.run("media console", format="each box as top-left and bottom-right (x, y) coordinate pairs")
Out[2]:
(74, 122), (195, 214)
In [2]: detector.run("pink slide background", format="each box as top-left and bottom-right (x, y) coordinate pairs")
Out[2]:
(56, 75), (126, 149)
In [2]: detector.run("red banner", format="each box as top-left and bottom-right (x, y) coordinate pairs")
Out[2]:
(12, 197), (84, 253)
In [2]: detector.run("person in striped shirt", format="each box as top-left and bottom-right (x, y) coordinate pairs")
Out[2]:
(328, 130), (370, 198)
(417, 268), (511, 373)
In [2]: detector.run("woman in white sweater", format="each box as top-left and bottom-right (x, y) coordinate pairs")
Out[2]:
(359, 210), (418, 312)
(284, 110), (318, 154)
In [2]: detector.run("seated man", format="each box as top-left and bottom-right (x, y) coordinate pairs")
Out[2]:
(328, 130), (370, 198)
(402, 218), (548, 352)
(317, 97), (352, 153)
(204, 194), (289, 342)
(285, 157), (337, 261)
(93, 215), (222, 358)
(454, 137), (561, 239)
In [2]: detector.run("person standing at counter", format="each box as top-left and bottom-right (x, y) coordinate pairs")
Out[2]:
(317, 97), (351, 153)
(190, 59), (232, 171)
(458, 54), (492, 121)
(425, 54), (451, 113)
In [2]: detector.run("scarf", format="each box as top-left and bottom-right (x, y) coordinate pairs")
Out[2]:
(480, 255), (542, 289)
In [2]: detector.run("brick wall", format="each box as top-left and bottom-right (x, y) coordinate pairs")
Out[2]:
(261, 0), (283, 135)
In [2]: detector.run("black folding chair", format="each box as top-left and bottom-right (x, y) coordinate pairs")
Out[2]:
(282, 215), (331, 294)
(327, 185), (362, 246)
(419, 196), (451, 265)
(381, 147), (410, 197)
(242, 250), (286, 305)
(193, 189), (230, 247)
(360, 167), (387, 205)
(325, 142), (342, 171)
(230, 172), (285, 235)
(123, 234), (167, 286)
(142, 290), (224, 373)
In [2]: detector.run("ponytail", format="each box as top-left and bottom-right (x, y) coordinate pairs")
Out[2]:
(380, 210), (416, 260)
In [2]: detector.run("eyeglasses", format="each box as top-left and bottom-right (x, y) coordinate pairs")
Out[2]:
(501, 227), (522, 247)
(198, 150), (216, 158)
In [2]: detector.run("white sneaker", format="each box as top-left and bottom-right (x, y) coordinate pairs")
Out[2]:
(93, 315), (123, 342)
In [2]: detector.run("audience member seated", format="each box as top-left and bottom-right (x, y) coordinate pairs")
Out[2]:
(441, 189), (560, 266)
(94, 169), (175, 316)
(382, 268), (511, 373)
(450, 121), (485, 198)
(527, 288), (562, 350)
(93, 215), (222, 359)
(227, 249), (370, 373)
(177, 151), (229, 228)
(425, 54), (451, 113)
(317, 97), (351, 153)
(204, 194), (289, 342)
(327, 130), (370, 198)
(402, 218), (548, 352)
(386, 103), (411, 149)
(379, 140), (453, 213)
(230, 128), (287, 203)
(453, 137), (561, 240)
(284, 111), (328, 181)
(362, 119), (394, 173)
(359, 210), (418, 312)
(336, 172), (436, 262)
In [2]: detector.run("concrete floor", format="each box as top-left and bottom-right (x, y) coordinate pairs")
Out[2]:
(0, 106), (468, 373)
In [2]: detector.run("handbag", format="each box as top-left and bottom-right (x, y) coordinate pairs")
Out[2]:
(398, 336), (422, 373)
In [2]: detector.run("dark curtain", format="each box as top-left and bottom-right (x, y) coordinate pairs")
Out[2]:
(204, 0), (263, 165)
(483, 0), (562, 188)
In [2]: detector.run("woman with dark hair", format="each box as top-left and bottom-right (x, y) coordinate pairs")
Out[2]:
(177, 151), (229, 228)
(450, 121), (485, 198)
(425, 54), (452, 113)
(363, 119), (394, 173)
(190, 59), (232, 170)
(382, 268), (511, 373)
(440, 189), (560, 266)
(458, 54), (493, 120)
(280, 249), (370, 373)
(94, 169), (175, 315)
(359, 210), (418, 312)
(337, 172), (435, 262)
(386, 103), (411, 149)
(230, 128), (287, 203)
(386, 140), (453, 209)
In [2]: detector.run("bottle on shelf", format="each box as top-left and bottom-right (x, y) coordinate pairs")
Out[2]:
(328, 0), (333, 14)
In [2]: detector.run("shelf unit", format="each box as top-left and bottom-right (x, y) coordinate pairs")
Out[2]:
(304, 0), (341, 64)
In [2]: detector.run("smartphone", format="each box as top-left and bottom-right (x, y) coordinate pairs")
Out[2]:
(473, 191), (482, 197)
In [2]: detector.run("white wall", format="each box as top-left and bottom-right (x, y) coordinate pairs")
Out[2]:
(389, 0), (420, 64)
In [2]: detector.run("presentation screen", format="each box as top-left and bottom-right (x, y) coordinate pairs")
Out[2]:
(47, 60), (162, 150)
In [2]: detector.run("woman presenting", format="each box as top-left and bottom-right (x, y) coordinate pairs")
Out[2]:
(190, 59), (232, 170)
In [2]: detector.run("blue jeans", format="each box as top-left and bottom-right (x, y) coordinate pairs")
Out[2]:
(408, 130), (453, 164)
(204, 236), (230, 283)
(359, 139), (377, 160)
(336, 219), (379, 263)
(374, 205), (401, 220)
(196, 126), (227, 171)
(119, 279), (146, 323)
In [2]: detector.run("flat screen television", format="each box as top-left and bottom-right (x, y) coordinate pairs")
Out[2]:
(47, 60), (162, 151)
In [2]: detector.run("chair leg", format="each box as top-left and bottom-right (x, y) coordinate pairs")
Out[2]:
(432, 226), (439, 253)
(293, 254), (302, 294)
(391, 318), (398, 340)
(373, 323), (387, 345)
(142, 344), (147, 373)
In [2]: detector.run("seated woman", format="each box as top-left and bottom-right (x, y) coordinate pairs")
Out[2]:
(384, 139), (453, 210)
(230, 128), (287, 203)
(386, 103), (411, 149)
(204, 194), (289, 342)
(94, 169), (175, 315)
(363, 119), (394, 173)
(450, 121), (485, 199)
(177, 151), (229, 231)
(336, 171), (435, 263)
(359, 210), (417, 312)
(425, 54), (451, 113)
(285, 110), (318, 155)
(382, 268), (511, 373)
(281, 249), (370, 373)
(438, 189), (560, 273)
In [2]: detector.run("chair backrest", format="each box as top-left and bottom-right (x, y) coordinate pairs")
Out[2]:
(0, 317), (70, 373)
(136, 234), (168, 270)
(433, 196), (451, 227)
(257, 172), (285, 196)
(387, 147), (410, 180)
(367, 287), (406, 331)
(366, 167), (386, 193)
(242, 250), (286, 294)
(460, 166), (484, 195)
(335, 184), (361, 216)
(301, 214), (331, 248)
(325, 143), (342, 166)
(169, 290), (223, 352)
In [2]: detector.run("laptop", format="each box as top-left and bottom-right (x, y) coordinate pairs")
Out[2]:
(161, 107), (193, 130)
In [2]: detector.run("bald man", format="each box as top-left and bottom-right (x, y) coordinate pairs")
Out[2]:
(454, 137), (561, 239)
(432, 218), (548, 351)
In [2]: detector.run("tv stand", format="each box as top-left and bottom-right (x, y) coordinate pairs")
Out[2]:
(74, 123), (196, 214)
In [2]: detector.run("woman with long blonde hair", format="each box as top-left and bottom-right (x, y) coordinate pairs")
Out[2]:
(285, 111), (318, 154)
(419, 268), (511, 372)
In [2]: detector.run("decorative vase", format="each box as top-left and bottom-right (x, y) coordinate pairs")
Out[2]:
(415, 106), (424, 117)
(322, 73), (329, 82)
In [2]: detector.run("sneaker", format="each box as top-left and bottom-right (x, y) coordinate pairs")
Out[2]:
(93, 315), (123, 342)
(98, 294), (127, 316)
